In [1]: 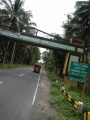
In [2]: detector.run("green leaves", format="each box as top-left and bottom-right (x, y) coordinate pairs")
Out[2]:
(0, 0), (38, 65)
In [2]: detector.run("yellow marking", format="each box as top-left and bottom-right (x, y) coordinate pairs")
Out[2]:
(68, 95), (72, 102)
(84, 112), (86, 120)
(74, 101), (79, 109)
(60, 88), (62, 91)
(88, 112), (90, 120)
(63, 91), (66, 95)
(60, 87), (79, 110)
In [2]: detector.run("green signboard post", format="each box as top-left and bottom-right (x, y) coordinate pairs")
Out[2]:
(69, 62), (90, 83)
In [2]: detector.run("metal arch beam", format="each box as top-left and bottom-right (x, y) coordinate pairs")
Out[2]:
(0, 28), (84, 54)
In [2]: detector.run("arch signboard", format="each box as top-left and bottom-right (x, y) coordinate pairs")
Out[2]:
(0, 29), (84, 54)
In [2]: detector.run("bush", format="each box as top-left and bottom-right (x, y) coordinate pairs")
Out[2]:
(47, 71), (90, 120)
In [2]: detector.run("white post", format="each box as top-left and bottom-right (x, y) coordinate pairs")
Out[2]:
(78, 101), (83, 113)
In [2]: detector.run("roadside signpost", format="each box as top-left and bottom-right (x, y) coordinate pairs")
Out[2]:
(68, 61), (90, 98)
(69, 62), (90, 83)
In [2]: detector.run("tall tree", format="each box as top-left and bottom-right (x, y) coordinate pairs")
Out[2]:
(0, 0), (37, 64)
(62, 1), (90, 63)
(73, 0), (90, 44)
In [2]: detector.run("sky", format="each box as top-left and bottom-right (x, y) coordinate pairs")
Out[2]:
(24, 0), (76, 35)
(23, 0), (86, 53)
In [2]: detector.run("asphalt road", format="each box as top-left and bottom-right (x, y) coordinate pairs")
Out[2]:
(0, 67), (40, 120)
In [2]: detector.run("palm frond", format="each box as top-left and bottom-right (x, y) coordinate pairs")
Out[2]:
(1, 0), (12, 13)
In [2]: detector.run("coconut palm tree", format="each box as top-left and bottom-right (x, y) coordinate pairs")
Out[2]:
(74, 0), (90, 43)
(0, 0), (36, 64)
(0, 0), (25, 28)
(18, 44), (33, 64)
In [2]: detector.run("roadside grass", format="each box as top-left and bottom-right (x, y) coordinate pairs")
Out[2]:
(0, 63), (32, 69)
(46, 71), (90, 120)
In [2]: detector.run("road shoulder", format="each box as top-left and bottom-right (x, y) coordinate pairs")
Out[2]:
(31, 69), (59, 120)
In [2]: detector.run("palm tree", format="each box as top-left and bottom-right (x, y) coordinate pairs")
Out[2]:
(19, 44), (33, 64)
(0, 0), (36, 64)
(74, 0), (90, 43)
(0, 0), (25, 28)
(31, 47), (40, 64)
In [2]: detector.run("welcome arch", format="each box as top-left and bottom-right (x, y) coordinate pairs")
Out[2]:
(0, 26), (85, 83)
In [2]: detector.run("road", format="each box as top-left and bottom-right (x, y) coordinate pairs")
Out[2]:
(0, 67), (40, 120)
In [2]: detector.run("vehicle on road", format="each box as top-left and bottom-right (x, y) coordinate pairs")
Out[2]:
(34, 63), (41, 73)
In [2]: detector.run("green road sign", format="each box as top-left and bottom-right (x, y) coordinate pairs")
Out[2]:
(0, 29), (84, 53)
(69, 62), (90, 83)
(69, 76), (88, 83)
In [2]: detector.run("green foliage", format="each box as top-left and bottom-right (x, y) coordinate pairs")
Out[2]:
(42, 35), (66, 77)
(50, 86), (82, 120)
(0, 0), (38, 65)
(48, 116), (61, 120)
(0, 63), (31, 68)
(0, 39), (40, 65)
(62, 0), (90, 42)
(49, 115), (81, 120)
(62, 1), (90, 63)
(0, 0), (36, 28)
(47, 72), (90, 120)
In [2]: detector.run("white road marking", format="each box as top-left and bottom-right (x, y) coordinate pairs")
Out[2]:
(0, 82), (3, 84)
(32, 70), (42, 105)
(19, 74), (24, 76)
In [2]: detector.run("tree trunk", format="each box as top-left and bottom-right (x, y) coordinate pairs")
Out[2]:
(10, 42), (16, 64)
(3, 48), (7, 65)
(3, 41), (10, 65)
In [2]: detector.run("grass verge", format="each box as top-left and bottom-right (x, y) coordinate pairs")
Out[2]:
(0, 63), (32, 69)
(46, 71), (90, 120)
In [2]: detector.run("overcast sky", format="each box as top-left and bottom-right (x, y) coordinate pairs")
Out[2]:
(24, 0), (77, 35)
(23, 0), (86, 54)
(23, 0), (75, 53)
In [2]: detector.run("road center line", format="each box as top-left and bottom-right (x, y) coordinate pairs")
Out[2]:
(32, 70), (42, 105)
(19, 74), (24, 76)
